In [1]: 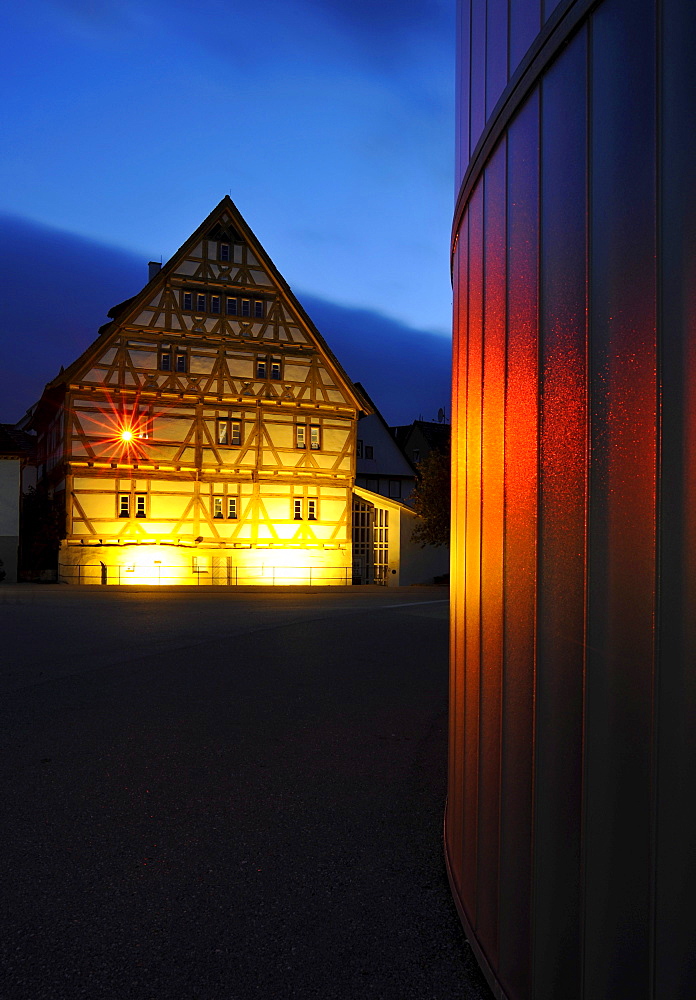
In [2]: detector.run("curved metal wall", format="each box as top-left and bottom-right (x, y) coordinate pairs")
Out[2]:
(447, 1), (696, 998)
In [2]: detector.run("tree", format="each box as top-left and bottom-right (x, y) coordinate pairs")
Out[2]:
(410, 446), (450, 547)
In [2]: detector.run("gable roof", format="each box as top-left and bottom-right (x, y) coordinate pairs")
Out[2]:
(40, 196), (369, 413)
(354, 382), (416, 476)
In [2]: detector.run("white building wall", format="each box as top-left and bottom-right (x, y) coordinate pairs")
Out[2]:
(0, 458), (21, 583)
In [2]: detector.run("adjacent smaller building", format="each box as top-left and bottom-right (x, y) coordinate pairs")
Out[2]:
(350, 387), (449, 586)
(352, 485), (449, 586)
(354, 383), (417, 504)
(392, 419), (450, 470)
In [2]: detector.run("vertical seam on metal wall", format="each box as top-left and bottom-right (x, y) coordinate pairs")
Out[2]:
(530, 51), (544, 1000)
(650, 3), (662, 997)
(497, 7), (509, 941)
(579, 13), (592, 1000)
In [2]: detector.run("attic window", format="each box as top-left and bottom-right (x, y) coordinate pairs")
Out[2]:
(219, 243), (230, 262)
(182, 291), (192, 310)
(226, 297), (237, 315)
(254, 300), (264, 318)
(196, 293), (206, 312)
(210, 295), (220, 314)
(241, 299), (251, 317)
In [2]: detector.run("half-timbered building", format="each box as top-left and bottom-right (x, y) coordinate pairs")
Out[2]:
(29, 197), (368, 585)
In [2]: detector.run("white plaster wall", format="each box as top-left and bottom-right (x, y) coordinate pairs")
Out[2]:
(0, 459), (20, 534)
(398, 509), (449, 586)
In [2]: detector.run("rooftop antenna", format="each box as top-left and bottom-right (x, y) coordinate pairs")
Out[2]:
(438, 407), (445, 423)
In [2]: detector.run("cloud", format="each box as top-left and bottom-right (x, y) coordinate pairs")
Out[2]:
(0, 214), (450, 426)
(0, 214), (143, 421)
(297, 294), (451, 425)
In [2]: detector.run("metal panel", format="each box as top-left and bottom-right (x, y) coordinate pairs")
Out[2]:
(449, 0), (696, 997)
(585, 0), (656, 993)
(533, 25), (588, 998)
(498, 90), (539, 1000)
(654, 1), (696, 993)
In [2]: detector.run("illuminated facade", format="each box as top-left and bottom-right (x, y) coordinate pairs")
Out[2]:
(448, 1), (696, 998)
(30, 198), (366, 585)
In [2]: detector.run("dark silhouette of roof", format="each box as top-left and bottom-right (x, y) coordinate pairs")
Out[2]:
(392, 420), (450, 452)
(0, 423), (35, 456)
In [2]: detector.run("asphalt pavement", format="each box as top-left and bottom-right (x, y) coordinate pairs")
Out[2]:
(0, 585), (492, 1000)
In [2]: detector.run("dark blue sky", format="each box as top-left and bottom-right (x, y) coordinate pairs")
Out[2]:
(0, 0), (454, 425)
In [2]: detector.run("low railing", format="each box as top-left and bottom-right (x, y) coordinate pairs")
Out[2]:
(58, 562), (352, 586)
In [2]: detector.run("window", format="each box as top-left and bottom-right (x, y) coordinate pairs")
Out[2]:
(193, 556), (208, 574)
(176, 353), (187, 373)
(214, 495), (237, 519)
(294, 499), (303, 520)
(160, 351), (171, 371)
(135, 405), (151, 439)
(412, 449), (420, 463)
(226, 297), (237, 315)
(217, 419), (242, 446)
(256, 356), (267, 379)
(210, 295), (220, 314)
(357, 439), (364, 459)
(308, 499), (317, 521)
(196, 293), (206, 312)
(365, 445), (374, 459)
(119, 494), (130, 518)
(296, 423), (306, 449)
(389, 480), (401, 498)
(254, 300), (264, 318)
(135, 494), (146, 518)
(310, 425), (321, 450)
(219, 243), (230, 261)
(182, 291), (192, 310)
(270, 357), (281, 380)
(241, 299), (251, 317)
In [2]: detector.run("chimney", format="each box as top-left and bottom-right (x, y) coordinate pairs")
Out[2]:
(148, 261), (162, 281)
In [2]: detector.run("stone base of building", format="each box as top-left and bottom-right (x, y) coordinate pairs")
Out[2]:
(58, 540), (352, 586)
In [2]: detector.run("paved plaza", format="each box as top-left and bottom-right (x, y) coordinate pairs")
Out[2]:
(0, 585), (492, 999)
